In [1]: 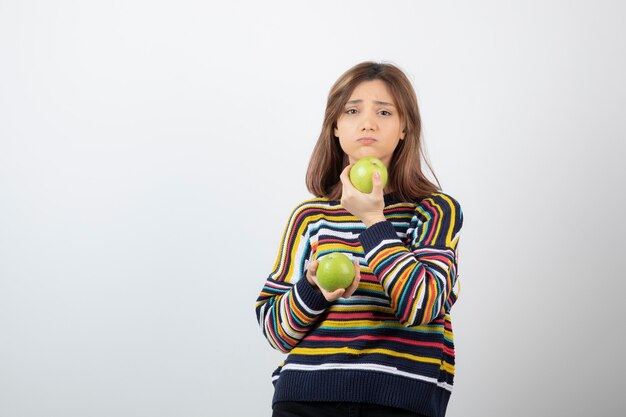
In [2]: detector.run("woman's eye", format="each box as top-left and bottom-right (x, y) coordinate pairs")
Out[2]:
(345, 109), (357, 114)
(379, 110), (391, 116)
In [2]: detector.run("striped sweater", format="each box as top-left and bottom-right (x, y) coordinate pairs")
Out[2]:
(255, 192), (463, 417)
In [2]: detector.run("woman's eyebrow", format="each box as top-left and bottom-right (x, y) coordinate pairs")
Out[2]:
(346, 99), (396, 107)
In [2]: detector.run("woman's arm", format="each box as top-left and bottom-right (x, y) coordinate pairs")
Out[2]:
(359, 193), (463, 326)
(254, 202), (331, 353)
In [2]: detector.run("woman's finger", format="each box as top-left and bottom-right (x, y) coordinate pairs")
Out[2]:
(371, 171), (384, 196)
(339, 164), (353, 189)
(306, 260), (319, 288)
(323, 287), (345, 302)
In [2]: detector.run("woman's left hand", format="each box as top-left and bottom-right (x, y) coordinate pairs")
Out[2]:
(339, 164), (387, 228)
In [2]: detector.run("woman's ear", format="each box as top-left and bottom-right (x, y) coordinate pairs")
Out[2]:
(400, 123), (406, 140)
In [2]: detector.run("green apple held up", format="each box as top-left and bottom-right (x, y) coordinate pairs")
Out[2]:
(349, 156), (388, 193)
(316, 253), (355, 292)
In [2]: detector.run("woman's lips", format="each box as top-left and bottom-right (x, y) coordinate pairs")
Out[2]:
(357, 137), (377, 145)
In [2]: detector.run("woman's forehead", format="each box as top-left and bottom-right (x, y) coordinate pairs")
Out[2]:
(346, 79), (396, 104)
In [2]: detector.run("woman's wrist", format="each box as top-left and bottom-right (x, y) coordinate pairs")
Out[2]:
(363, 214), (387, 228)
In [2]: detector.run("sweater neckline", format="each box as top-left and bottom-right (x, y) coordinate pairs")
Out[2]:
(384, 192), (409, 206)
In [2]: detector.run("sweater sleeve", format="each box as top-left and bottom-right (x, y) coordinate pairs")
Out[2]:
(359, 193), (463, 326)
(255, 202), (331, 352)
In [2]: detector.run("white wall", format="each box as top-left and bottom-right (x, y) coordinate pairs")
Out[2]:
(1, 1), (624, 416)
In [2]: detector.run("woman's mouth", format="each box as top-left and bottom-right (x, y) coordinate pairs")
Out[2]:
(357, 137), (377, 145)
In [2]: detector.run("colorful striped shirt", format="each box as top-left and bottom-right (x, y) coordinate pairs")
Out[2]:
(255, 192), (463, 417)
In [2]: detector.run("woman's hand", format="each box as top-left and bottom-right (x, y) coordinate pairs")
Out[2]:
(306, 259), (361, 302)
(339, 164), (387, 227)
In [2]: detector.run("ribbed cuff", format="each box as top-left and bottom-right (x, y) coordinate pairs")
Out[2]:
(359, 220), (401, 255)
(294, 275), (331, 312)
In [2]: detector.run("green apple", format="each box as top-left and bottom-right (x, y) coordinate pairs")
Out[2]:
(349, 156), (388, 193)
(316, 253), (355, 292)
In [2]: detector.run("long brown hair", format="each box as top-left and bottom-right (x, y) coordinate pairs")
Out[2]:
(305, 61), (441, 202)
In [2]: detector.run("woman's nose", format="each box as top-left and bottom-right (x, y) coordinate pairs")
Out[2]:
(361, 114), (376, 131)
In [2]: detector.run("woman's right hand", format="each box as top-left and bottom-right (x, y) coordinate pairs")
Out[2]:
(306, 259), (361, 302)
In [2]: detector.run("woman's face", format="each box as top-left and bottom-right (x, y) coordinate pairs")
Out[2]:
(334, 79), (404, 167)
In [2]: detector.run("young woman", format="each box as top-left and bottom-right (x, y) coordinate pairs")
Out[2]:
(255, 61), (463, 417)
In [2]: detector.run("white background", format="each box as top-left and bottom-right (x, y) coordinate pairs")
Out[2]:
(1, 1), (625, 416)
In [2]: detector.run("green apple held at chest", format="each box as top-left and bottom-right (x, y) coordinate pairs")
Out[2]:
(349, 156), (388, 193)
(316, 253), (355, 292)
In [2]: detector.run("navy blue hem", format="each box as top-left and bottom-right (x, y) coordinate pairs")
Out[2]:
(272, 369), (450, 417)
